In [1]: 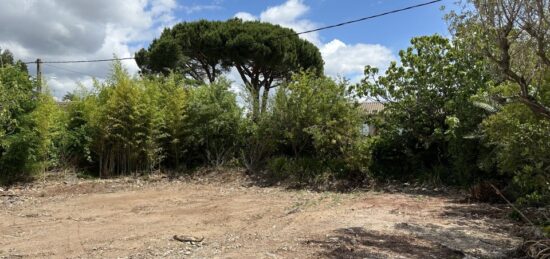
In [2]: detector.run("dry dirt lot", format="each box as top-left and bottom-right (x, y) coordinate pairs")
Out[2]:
(0, 172), (523, 258)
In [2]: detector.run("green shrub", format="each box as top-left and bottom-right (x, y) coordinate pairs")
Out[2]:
(32, 90), (67, 170)
(0, 64), (42, 184)
(259, 71), (369, 182)
(63, 62), (164, 177)
(157, 74), (188, 168)
(181, 78), (242, 167)
(360, 35), (491, 184)
(482, 103), (550, 205)
(62, 63), (243, 176)
(239, 114), (278, 173)
(61, 90), (96, 170)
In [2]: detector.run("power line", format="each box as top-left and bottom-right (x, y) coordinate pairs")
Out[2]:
(25, 57), (134, 64)
(23, 0), (442, 64)
(295, 0), (443, 35)
(44, 63), (104, 79)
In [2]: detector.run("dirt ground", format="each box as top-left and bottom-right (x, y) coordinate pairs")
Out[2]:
(0, 171), (523, 258)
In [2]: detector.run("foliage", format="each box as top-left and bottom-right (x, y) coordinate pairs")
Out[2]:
(135, 20), (229, 83)
(61, 63), (242, 176)
(262, 72), (368, 182)
(32, 89), (67, 170)
(447, 1), (550, 203)
(136, 19), (324, 119)
(447, 0), (550, 120)
(359, 35), (492, 183)
(61, 89), (96, 169)
(156, 74), (189, 168)
(181, 78), (242, 167)
(482, 103), (550, 205)
(62, 62), (164, 177)
(0, 48), (28, 73)
(1, 11), (547, 209)
(239, 114), (277, 173)
(0, 63), (40, 184)
(97, 63), (162, 176)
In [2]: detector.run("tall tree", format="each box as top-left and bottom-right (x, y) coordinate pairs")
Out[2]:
(0, 59), (40, 184)
(448, 0), (550, 119)
(222, 19), (323, 118)
(135, 20), (228, 84)
(136, 19), (323, 119)
(0, 48), (28, 73)
(359, 35), (491, 182)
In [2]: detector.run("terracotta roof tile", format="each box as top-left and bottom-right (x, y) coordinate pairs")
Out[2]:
(360, 102), (384, 114)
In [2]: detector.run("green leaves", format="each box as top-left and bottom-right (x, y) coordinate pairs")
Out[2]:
(180, 78), (242, 167)
(482, 103), (550, 205)
(60, 62), (243, 176)
(266, 72), (368, 180)
(136, 19), (323, 119)
(0, 62), (43, 184)
(361, 35), (492, 183)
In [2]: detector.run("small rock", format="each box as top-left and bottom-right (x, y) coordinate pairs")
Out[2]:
(329, 237), (339, 242)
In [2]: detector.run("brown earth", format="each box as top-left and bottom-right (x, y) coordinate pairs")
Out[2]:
(0, 171), (523, 258)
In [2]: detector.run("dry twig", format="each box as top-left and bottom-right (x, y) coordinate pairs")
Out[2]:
(173, 235), (204, 243)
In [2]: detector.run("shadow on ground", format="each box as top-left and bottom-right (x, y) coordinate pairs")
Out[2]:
(306, 202), (522, 259)
(305, 227), (465, 259)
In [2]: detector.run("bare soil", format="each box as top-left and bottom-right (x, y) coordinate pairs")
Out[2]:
(0, 171), (523, 258)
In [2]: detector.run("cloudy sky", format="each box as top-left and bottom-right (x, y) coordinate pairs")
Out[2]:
(0, 0), (452, 98)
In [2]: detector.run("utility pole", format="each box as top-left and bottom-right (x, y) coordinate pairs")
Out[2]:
(36, 58), (42, 93)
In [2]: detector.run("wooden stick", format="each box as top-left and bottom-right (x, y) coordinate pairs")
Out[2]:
(173, 235), (204, 243)
(489, 184), (536, 227)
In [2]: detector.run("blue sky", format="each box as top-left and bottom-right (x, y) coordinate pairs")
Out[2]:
(176, 0), (451, 53)
(169, 0), (455, 86)
(0, 0), (457, 98)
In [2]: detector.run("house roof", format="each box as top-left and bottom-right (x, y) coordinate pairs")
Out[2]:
(360, 102), (384, 114)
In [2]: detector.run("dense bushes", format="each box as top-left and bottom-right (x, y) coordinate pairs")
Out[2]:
(59, 62), (242, 176)
(253, 72), (370, 184)
(0, 63), (64, 184)
(0, 64), (41, 184)
(359, 35), (549, 204)
(482, 103), (550, 205)
(181, 79), (242, 167)
(0, 32), (547, 207)
(360, 35), (491, 184)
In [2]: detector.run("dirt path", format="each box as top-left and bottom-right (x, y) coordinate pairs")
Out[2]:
(0, 175), (522, 258)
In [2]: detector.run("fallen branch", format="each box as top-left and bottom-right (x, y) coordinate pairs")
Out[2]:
(490, 184), (550, 258)
(524, 240), (550, 259)
(173, 235), (204, 243)
(489, 184), (535, 227)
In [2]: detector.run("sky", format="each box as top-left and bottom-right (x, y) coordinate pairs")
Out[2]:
(0, 0), (456, 99)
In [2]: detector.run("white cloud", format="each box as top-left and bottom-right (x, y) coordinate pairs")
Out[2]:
(260, 0), (307, 23)
(233, 0), (396, 81)
(258, 0), (320, 45)
(0, 0), (179, 98)
(321, 39), (395, 79)
(234, 12), (258, 21)
(1, 0), (397, 98)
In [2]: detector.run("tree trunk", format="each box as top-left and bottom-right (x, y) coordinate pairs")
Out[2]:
(260, 86), (270, 114)
(251, 87), (260, 121)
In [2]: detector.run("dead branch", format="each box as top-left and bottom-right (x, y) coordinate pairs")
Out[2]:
(173, 235), (204, 243)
